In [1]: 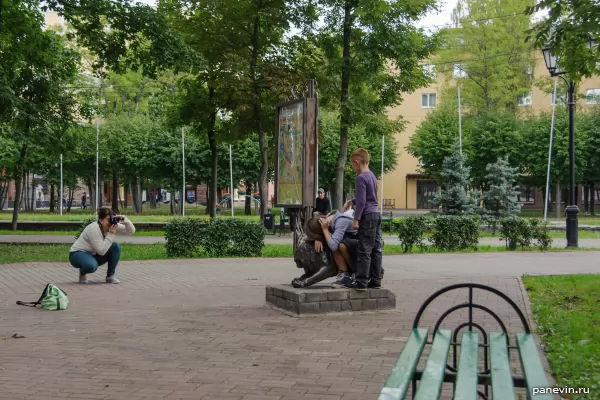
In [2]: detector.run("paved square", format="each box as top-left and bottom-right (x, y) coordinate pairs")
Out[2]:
(1, 251), (599, 399)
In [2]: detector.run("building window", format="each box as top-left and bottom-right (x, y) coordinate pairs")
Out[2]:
(516, 184), (535, 203)
(517, 91), (533, 106)
(453, 64), (467, 78)
(422, 64), (436, 79)
(586, 88), (600, 104)
(421, 93), (436, 108)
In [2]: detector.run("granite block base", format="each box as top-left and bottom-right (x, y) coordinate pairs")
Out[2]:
(265, 284), (396, 316)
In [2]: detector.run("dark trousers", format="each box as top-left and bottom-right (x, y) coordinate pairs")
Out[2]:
(69, 242), (121, 276)
(354, 212), (383, 287)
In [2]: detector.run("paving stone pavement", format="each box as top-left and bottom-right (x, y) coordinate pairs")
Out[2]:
(1, 252), (600, 400)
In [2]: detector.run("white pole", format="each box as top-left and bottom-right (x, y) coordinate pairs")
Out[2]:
(60, 154), (63, 216)
(458, 85), (463, 154)
(229, 143), (234, 218)
(95, 116), (99, 209)
(182, 127), (185, 216)
(544, 78), (559, 221)
(380, 135), (385, 213)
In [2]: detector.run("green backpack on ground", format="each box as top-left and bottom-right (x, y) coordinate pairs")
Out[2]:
(17, 284), (69, 310)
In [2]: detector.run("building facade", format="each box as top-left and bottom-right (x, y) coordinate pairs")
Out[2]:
(380, 51), (600, 210)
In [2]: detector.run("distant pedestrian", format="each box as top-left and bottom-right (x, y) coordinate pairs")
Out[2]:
(81, 192), (87, 209)
(315, 188), (331, 215)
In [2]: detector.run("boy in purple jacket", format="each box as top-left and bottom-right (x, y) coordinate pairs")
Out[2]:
(339, 148), (383, 289)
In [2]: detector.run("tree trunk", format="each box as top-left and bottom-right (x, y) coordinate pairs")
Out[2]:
(112, 169), (119, 214)
(245, 182), (252, 216)
(333, 0), (354, 210)
(555, 181), (561, 219)
(129, 179), (141, 215)
(150, 188), (157, 209)
(584, 184), (589, 213)
(136, 178), (143, 215)
(11, 144), (27, 230)
(49, 184), (55, 212)
(249, 0), (268, 221)
(30, 173), (35, 211)
(20, 173), (27, 211)
(0, 181), (7, 209)
(68, 187), (74, 212)
(207, 89), (218, 219)
(123, 182), (128, 209)
(170, 190), (177, 215)
(590, 183), (595, 216)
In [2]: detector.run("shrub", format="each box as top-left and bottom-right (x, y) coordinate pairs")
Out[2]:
(397, 216), (429, 253)
(429, 215), (480, 251)
(500, 217), (552, 251)
(530, 219), (552, 251)
(164, 217), (265, 258)
(499, 217), (531, 250)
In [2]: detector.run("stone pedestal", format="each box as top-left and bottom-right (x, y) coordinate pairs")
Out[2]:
(265, 284), (396, 316)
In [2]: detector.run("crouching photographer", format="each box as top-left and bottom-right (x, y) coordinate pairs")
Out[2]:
(69, 207), (136, 284)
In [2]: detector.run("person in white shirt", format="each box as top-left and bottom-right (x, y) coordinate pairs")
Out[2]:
(69, 207), (136, 284)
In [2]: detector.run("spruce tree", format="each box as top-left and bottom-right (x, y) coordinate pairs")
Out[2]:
(432, 141), (478, 215)
(482, 156), (522, 218)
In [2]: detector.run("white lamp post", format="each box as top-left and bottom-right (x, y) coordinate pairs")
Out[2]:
(217, 110), (234, 218)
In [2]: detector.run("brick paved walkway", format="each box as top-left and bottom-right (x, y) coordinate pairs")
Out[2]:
(1, 252), (599, 400)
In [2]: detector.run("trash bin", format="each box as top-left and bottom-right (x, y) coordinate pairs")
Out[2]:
(264, 213), (274, 230)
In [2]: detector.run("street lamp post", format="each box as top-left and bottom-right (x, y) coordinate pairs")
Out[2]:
(542, 38), (596, 248)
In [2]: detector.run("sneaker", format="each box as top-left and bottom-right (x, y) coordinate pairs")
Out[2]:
(79, 274), (89, 284)
(331, 271), (348, 288)
(368, 281), (382, 289)
(337, 275), (367, 290)
(106, 275), (120, 284)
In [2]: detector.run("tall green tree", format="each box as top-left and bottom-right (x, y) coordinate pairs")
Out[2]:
(433, 141), (479, 215)
(436, 0), (536, 112)
(315, 0), (439, 209)
(467, 110), (523, 188)
(406, 90), (462, 179)
(526, 0), (600, 80)
(481, 156), (522, 218)
(317, 109), (399, 196)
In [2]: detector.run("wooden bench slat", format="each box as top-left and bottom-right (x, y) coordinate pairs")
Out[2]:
(378, 328), (428, 400)
(489, 332), (516, 400)
(454, 331), (480, 400)
(414, 329), (452, 400)
(516, 333), (554, 400)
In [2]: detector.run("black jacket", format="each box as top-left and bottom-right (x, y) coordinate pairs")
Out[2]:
(315, 196), (331, 214)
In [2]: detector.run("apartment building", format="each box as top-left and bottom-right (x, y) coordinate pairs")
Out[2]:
(380, 51), (600, 210)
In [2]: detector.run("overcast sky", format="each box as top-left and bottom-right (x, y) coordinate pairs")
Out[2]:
(135, 0), (457, 31)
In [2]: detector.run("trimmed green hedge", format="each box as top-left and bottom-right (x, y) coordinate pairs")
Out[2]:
(429, 215), (481, 251)
(164, 218), (265, 258)
(499, 217), (552, 251)
(397, 216), (429, 253)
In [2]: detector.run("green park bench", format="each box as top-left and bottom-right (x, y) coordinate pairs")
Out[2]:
(378, 283), (554, 400)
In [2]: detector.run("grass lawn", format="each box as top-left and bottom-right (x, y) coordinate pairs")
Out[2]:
(0, 207), (268, 222)
(1, 243), (597, 264)
(523, 275), (600, 397)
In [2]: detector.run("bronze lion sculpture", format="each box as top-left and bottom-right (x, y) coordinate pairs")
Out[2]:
(291, 213), (338, 288)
